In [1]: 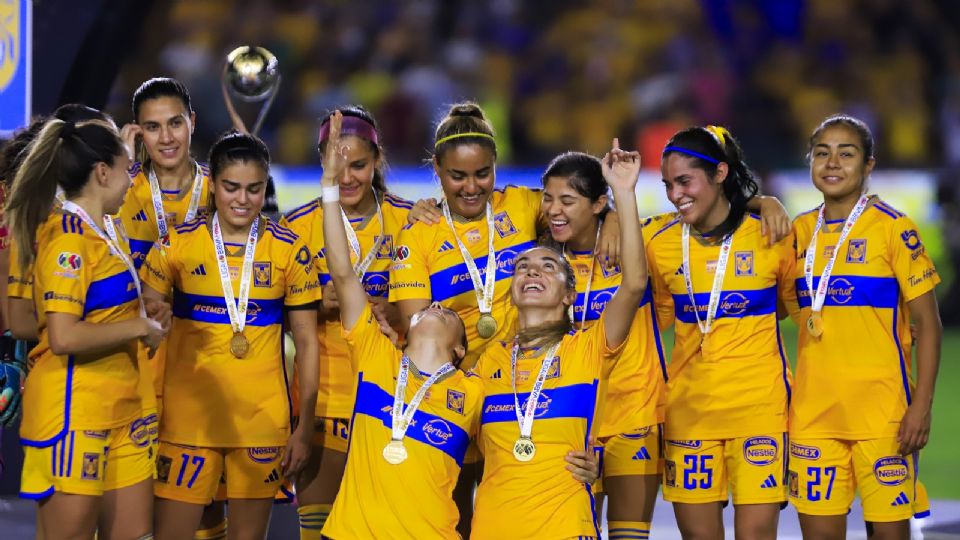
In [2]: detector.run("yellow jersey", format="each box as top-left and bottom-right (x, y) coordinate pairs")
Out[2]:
(470, 313), (623, 540)
(790, 199), (940, 439)
(280, 192), (412, 420)
(21, 211), (142, 445)
(140, 215), (320, 447)
(646, 214), (796, 440)
(322, 304), (483, 540)
(389, 186), (541, 368)
(120, 161), (212, 268)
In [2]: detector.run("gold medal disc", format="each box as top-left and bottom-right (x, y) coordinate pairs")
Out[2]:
(477, 313), (498, 339)
(382, 439), (408, 465)
(230, 331), (250, 358)
(807, 313), (824, 338)
(513, 436), (536, 462)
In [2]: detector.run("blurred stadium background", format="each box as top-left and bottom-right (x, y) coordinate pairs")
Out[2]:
(1, 0), (959, 535)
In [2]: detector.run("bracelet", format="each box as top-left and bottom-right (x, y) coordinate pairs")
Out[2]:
(321, 185), (340, 203)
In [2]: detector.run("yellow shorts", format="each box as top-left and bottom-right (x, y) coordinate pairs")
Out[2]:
(601, 424), (663, 478)
(788, 438), (922, 522)
(154, 442), (285, 504)
(663, 434), (787, 505)
(313, 417), (350, 454)
(20, 419), (153, 499)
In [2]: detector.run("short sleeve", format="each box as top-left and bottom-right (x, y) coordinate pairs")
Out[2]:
(140, 238), (174, 296)
(776, 230), (801, 321)
(284, 238), (322, 306)
(36, 235), (91, 316)
(646, 239), (675, 330)
(388, 224), (433, 302)
(341, 302), (397, 372)
(888, 215), (940, 301)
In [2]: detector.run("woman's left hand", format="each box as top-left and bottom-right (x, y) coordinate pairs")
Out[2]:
(282, 422), (314, 479)
(565, 437), (601, 484)
(758, 195), (791, 245)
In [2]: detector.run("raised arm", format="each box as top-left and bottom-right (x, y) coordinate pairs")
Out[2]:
(599, 139), (647, 349)
(320, 112), (368, 331)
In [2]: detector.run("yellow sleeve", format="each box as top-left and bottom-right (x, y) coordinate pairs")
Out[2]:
(777, 230), (801, 321)
(888, 215), (940, 301)
(36, 234), (91, 316)
(140, 239), (174, 296)
(646, 239), (675, 330)
(341, 303), (395, 371)
(388, 224), (433, 302)
(284, 239), (322, 306)
(6, 237), (32, 299)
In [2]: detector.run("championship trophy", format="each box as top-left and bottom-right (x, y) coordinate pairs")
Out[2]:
(221, 45), (281, 136)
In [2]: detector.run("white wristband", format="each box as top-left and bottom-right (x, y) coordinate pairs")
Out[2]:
(321, 185), (340, 203)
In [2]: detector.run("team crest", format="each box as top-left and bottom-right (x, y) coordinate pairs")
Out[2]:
(735, 251), (754, 276)
(600, 263), (621, 279)
(376, 235), (394, 259)
(156, 455), (172, 483)
(493, 212), (517, 238)
(82, 453), (100, 480)
(665, 460), (677, 487)
(788, 471), (799, 497)
(253, 262), (272, 287)
(446, 389), (465, 415)
(545, 357), (561, 379)
(846, 239), (867, 263)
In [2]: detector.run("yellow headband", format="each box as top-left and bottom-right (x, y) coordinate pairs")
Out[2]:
(705, 125), (728, 150)
(434, 132), (496, 148)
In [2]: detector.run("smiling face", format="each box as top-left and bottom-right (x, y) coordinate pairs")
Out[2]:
(809, 124), (875, 203)
(434, 144), (496, 219)
(541, 176), (607, 247)
(137, 96), (195, 172)
(408, 302), (467, 364)
(661, 153), (730, 231)
(510, 247), (576, 311)
(211, 161), (267, 231)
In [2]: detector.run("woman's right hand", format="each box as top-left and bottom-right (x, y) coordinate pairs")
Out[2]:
(141, 318), (165, 357)
(407, 198), (442, 225)
(320, 111), (349, 187)
(320, 281), (340, 311)
(119, 123), (142, 162)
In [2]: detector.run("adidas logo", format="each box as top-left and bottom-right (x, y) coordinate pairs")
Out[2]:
(490, 369), (502, 379)
(891, 492), (910, 506)
(760, 474), (778, 489)
(264, 468), (280, 483)
(132, 209), (148, 222)
(632, 447), (651, 461)
(674, 265), (685, 276)
(191, 264), (207, 276)
(438, 240), (455, 253)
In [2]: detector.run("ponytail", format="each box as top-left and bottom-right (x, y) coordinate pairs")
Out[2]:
(5, 118), (123, 272)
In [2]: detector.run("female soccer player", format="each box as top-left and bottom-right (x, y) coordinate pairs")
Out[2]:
(788, 115), (941, 539)
(468, 140), (646, 540)
(280, 105), (414, 538)
(317, 111), (599, 539)
(141, 132), (320, 539)
(645, 126), (796, 540)
(6, 117), (168, 539)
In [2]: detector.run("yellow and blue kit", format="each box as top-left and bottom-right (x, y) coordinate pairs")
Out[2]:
(788, 199), (939, 521)
(322, 304), (482, 540)
(389, 185), (541, 368)
(469, 312), (624, 540)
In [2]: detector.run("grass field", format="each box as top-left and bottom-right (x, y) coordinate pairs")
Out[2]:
(659, 322), (960, 500)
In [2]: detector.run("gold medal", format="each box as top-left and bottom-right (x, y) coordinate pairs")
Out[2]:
(230, 331), (249, 358)
(513, 436), (536, 462)
(477, 313), (497, 339)
(807, 312), (824, 338)
(382, 439), (408, 465)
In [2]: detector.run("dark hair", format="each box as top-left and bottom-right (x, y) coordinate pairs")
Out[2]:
(807, 114), (875, 163)
(6, 118), (125, 271)
(432, 102), (497, 164)
(662, 126), (759, 238)
(541, 151), (610, 213)
(513, 245), (577, 347)
(132, 77), (194, 121)
(318, 105), (387, 193)
(208, 131), (270, 180)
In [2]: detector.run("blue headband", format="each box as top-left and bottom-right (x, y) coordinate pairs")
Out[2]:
(663, 146), (720, 164)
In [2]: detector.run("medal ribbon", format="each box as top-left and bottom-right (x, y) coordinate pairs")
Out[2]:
(442, 201), (496, 315)
(681, 224), (733, 336)
(565, 223), (602, 326)
(511, 341), (562, 440)
(61, 201), (145, 317)
(148, 162), (204, 237)
(804, 194), (871, 314)
(390, 356), (455, 442)
(340, 188), (384, 279)
(211, 212), (259, 335)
